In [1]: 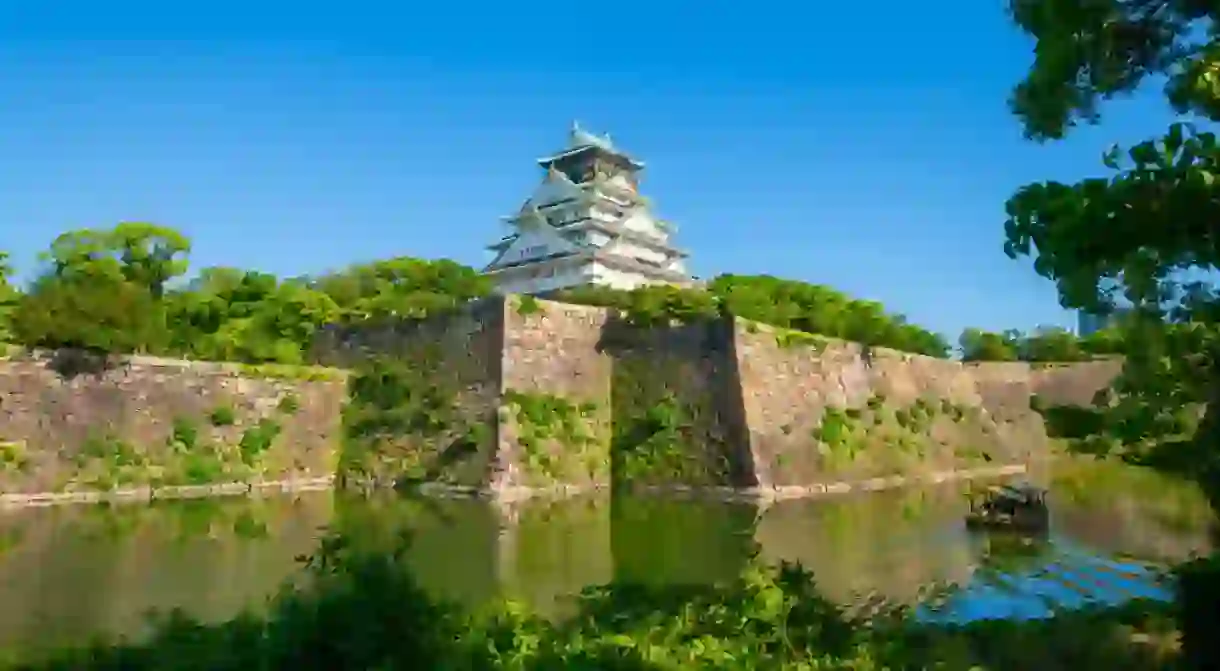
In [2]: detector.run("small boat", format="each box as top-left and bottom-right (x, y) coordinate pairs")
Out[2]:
(964, 483), (1050, 533)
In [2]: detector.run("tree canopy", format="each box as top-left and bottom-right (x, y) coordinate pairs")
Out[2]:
(1001, 0), (1220, 488)
(0, 224), (984, 363)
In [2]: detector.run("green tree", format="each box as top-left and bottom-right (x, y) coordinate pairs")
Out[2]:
(44, 223), (190, 298)
(1001, 0), (1220, 463)
(1008, 0), (1220, 143)
(10, 274), (164, 354)
(0, 251), (18, 343)
(959, 328), (1019, 362)
(310, 257), (491, 322)
(1020, 326), (1086, 362)
(166, 269), (339, 364)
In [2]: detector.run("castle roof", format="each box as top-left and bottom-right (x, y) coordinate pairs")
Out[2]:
(536, 121), (644, 169)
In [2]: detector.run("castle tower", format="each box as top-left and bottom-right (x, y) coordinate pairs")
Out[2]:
(483, 122), (694, 295)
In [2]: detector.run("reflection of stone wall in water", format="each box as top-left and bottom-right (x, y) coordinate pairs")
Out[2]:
(610, 498), (758, 585)
(325, 493), (614, 617)
(754, 488), (977, 604)
(0, 494), (333, 650)
(1050, 461), (1214, 561)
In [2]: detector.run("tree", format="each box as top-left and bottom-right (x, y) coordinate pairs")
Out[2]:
(44, 223), (190, 298)
(10, 274), (164, 354)
(310, 257), (491, 322)
(0, 251), (18, 343)
(1002, 0), (1220, 455)
(1008, 0), (1220, 143)
(165, 269), (339, 364)
(1019, 326), (1086, 362)
(1004, 9), (1220, 658)
(959, 328), (1019, 362)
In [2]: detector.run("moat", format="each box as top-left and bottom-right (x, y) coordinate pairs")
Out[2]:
(0, 458), (1211, 659)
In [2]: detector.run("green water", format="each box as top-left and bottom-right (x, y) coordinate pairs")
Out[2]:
(0, 459), (1212, 655)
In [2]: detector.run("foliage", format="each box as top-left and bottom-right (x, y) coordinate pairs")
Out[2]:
(958, 325), (1128, 362)
(557, 276), (952, 357)
(709, 274), (951, 357)
(1007, 0), (1220, 143)
(338, 354), (492, 489)
(556, 283), (721, 327)
(42, 223), (190, 299)
(1176, 553), (1220, 668)
(307, 256), (491, 322)
(501, 390), (603, 481)
(0, 251), (18, 343)
(1001, 0), (1220, 506)
(3, 224), (968, 362)
(1004, 5), (1220, 665)
(1, 227), (494, 365)
(8, 529), (1187, 671)
(611, 393), (704, 486)
(11, 274), (165, 354)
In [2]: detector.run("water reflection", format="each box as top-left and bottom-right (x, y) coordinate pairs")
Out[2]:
(0, 459), (1211, 654)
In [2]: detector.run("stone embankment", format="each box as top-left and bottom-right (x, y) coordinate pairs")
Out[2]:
(0, 296), (1121, 506)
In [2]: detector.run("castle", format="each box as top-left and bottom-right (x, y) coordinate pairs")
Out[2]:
(482, 123), (695, 295)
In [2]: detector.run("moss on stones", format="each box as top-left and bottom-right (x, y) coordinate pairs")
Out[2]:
(513, 294), (543, 316)
(233, 363), (345, 382)
(339, 353), (492, 489)
(774, 328), (829, 353)
(610, 352), (734, 488)
(502, 389), (604, 483)
(803, 393), (989, 475)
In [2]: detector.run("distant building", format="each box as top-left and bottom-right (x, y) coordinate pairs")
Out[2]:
(482, 123), (694, 296)
(1077, 308), (1131, 336)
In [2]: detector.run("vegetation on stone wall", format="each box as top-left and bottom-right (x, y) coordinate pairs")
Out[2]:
(17, 395), (308, 493)
(1, 223), (1162, 375)
(0, 223), (491, 365)
(0, 222), (973, 365)
(805, 395), (993, 474)
(608, 350), (737, 487)
(501, 390), (606, 483)
(339, 353), (492, 489)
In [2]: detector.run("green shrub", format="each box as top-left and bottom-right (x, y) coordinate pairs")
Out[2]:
(209, 405), (237, 427)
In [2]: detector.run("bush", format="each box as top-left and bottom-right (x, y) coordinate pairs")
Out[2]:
(10, 275), (165, 354)
(557, 276), (952, 357)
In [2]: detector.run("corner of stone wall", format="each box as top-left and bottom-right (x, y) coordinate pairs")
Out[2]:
(490, 296), (614, 496)
(727, 317), (774, 488)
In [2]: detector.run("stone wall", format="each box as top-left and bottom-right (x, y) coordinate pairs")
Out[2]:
(0, 350), (346, 500)
(600, 314), (753, 488)
(1029, 358), (1125, 407)
(495, 297), (613, 493)
(312, 298), (505, 490)
(0, 296), (1126, 502)
(734, 322), (1068, 493)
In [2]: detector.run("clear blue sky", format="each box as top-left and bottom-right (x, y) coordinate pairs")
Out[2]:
(0, 1), (1179, 339)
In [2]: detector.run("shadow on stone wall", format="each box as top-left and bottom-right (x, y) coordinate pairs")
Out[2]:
(597, 312), (754, 489)
(312, 298), (505, 491)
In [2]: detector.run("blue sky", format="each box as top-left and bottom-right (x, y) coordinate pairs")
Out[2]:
(0, 1), (1179, 339)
